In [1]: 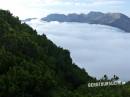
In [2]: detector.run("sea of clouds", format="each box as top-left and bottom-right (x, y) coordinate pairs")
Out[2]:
(26, 19), (130, 81)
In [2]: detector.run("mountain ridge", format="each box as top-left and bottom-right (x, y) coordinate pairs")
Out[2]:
(41, 11), (130, 32)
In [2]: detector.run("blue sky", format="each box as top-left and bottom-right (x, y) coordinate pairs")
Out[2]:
(0, 0), (129, 19)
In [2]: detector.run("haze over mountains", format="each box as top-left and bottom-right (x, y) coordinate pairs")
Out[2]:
(41, 11), (130, 32)
(23, 11), (130, 81)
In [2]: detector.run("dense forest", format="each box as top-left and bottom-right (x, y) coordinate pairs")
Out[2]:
(0, 9), (130, 97)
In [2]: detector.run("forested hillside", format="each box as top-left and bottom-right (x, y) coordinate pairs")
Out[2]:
(0, 9), (130, 97)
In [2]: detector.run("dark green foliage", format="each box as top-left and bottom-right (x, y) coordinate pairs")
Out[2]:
(0, 9), (93, 97)
(0, 9), (129, 97)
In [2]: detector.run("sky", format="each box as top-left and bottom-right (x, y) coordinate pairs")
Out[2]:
(0, 0), (129, 19)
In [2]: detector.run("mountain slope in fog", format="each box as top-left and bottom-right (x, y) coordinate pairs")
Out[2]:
(0, 9), (94, 97)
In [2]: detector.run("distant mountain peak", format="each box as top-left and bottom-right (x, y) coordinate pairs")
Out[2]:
(88, 11), (104, 16)
(22, 18), (37, 22)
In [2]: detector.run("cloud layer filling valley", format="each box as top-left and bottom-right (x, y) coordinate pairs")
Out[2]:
(27, 20), (130, 81)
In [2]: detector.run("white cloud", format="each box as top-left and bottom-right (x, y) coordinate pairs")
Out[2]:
(90, 0), (124, 6)
(27, 20), (130, 81)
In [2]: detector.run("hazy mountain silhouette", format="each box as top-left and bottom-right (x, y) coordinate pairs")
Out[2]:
(42, 11), (130, 32)
(22, 18), (37, 22)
